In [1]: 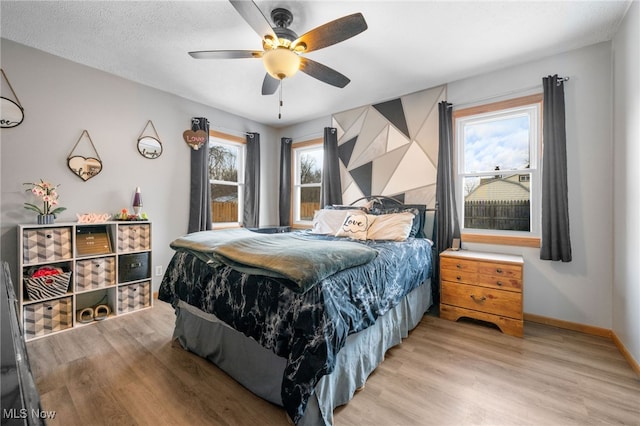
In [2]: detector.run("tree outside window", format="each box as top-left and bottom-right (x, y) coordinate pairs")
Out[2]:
(293, 143), (323, 223)
(209, 139), (244, 224)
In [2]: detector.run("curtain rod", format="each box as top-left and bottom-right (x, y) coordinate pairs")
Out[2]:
(291, 131), (324, 142)
(212, 125), (254, 137)
(452, 76), (569, 110)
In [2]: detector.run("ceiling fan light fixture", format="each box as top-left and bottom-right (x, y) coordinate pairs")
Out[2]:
(262, 47), (301, 80)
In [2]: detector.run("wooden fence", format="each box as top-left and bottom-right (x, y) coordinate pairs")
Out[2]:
(464, 200), (530, 231)
(212, 201), (320, 222)
(300, 202), (319, 221)
(212, 201), (238, 223)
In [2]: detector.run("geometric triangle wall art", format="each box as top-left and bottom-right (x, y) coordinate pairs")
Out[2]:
(338, 136), (357, 167)
(373, 98), (410, 139)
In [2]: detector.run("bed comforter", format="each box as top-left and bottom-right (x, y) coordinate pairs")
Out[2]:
(158, 231), (433, 423)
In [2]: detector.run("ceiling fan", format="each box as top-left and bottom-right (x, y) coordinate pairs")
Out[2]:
(189, 0), (368, 96)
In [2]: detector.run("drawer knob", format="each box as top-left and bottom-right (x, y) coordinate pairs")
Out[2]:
(470, 295), (487, 303)
(496, 268), (503, 274)
(496, 281), (503, 286)
(456, 275), (462, 281)
(456, 264), (462, 269)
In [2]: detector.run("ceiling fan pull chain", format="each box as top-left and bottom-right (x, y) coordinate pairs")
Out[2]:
(278, 81), (283, 120)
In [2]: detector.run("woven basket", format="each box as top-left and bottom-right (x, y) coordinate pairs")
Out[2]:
(25, 271), (71, 300)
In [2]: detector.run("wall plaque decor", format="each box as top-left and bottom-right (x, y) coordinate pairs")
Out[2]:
(137, 120), (163, 159)
(67, 130), (103, 181)
(183, 129), (207, 150)
(1, 69), (24, 128)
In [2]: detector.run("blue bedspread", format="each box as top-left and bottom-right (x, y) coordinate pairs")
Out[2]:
(158, 232), (433, 424)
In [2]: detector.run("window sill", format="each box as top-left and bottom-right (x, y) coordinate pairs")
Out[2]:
(461, 233), (540, 248)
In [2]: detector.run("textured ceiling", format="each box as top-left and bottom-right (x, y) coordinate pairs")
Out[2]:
(0, 0), (632, 128)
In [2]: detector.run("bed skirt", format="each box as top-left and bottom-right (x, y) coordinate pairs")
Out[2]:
(171, 278), (432, 425)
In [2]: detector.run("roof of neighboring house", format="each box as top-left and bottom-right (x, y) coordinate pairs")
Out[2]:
(466, 177), (530, 202)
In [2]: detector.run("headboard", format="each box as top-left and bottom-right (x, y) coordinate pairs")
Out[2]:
(347, 195), (437, 241)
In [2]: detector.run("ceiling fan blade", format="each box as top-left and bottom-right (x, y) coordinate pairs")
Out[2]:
(292, 13), (367, 53)
(189, 50), (263, 59)
(229, 0), (277, 41)
(262, 73), (280, 95)
(299, 57), (350, 88)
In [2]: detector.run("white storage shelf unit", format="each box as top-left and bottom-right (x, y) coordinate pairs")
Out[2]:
(18, 221), (152, 340)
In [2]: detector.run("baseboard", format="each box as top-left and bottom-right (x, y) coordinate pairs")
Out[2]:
(524, 313), (612, 337)
(524, 313), (640, 378)
(611, 331), (640, 378)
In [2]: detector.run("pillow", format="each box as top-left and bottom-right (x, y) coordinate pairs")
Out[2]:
(366, 212), (415, 241)
(310, 209), (363, 234)
(369, 206), (425, 238)
(335, 213), (376, 240)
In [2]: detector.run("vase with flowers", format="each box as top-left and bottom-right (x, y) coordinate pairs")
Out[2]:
(23, 179), (66, 224)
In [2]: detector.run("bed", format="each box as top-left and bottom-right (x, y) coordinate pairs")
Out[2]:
(158, 197), (436, 425)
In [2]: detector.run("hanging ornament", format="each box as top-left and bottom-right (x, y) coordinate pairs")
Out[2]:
(67, 130), (103, 181)
(1, 68), (24, 128)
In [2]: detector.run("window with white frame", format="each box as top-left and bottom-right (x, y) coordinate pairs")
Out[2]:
(292, 142), (323, 225)
(454, 95), (542, 235)
(209, 136), (245, 226)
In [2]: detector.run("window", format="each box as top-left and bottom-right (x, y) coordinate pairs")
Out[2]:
(209, 135), (245, 226)
(292, 141), (323, 225)
(454, 94), (542, 236)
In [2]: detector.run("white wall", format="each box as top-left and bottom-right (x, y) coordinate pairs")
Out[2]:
(613, 1), (640, 367)
(277, 116), (332, 142)
(448, 42), (615, 330)
(0, 39), (279, 290)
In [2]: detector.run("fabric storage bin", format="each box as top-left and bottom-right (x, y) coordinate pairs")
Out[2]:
(23, 227), (72, 264)
(117, 281), (150, 313)
(23, 296), (73, 339)
(117, 224), (150, 252)
(76, 257), (115, 291)
(24, 271), (71, 301)
(118, 252), (150, 283)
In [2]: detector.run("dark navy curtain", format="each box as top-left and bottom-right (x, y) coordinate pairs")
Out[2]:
(188, 117), (212, 233)
(320, 127), (342, 207)
(279, 137), (292, 226)
(434, 101), (461, 302)
(540, 75), (572, 262)
(243, 133), (260, 228)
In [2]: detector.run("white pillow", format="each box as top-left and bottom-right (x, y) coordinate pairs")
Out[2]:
(366, 212), (415, 241)
(311, 209), (363, 234)
(335, 213), (376, 240)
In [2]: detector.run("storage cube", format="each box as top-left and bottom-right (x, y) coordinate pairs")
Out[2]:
(24, 271), (71, 300)
(118, 281), (150, 313)
(23, 227), (72, 264)
(117, 224), (150, 252)
(118, 252), (150, 283)
(23, 296), (73, 339)
(76, 257), (115, 291)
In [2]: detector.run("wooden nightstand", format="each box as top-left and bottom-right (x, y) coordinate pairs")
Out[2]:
(439, 249), (524, 337)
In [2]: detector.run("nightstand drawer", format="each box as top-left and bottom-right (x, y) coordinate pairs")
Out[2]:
(476, 273), (522, 292)
(477, 261), (522, 279)
(440, 257), (478, 273)
(441, 281), (522, 319)
(441, 268), (477, 285)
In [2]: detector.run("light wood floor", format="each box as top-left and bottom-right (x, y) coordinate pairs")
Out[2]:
(26, 301), (640, 426)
